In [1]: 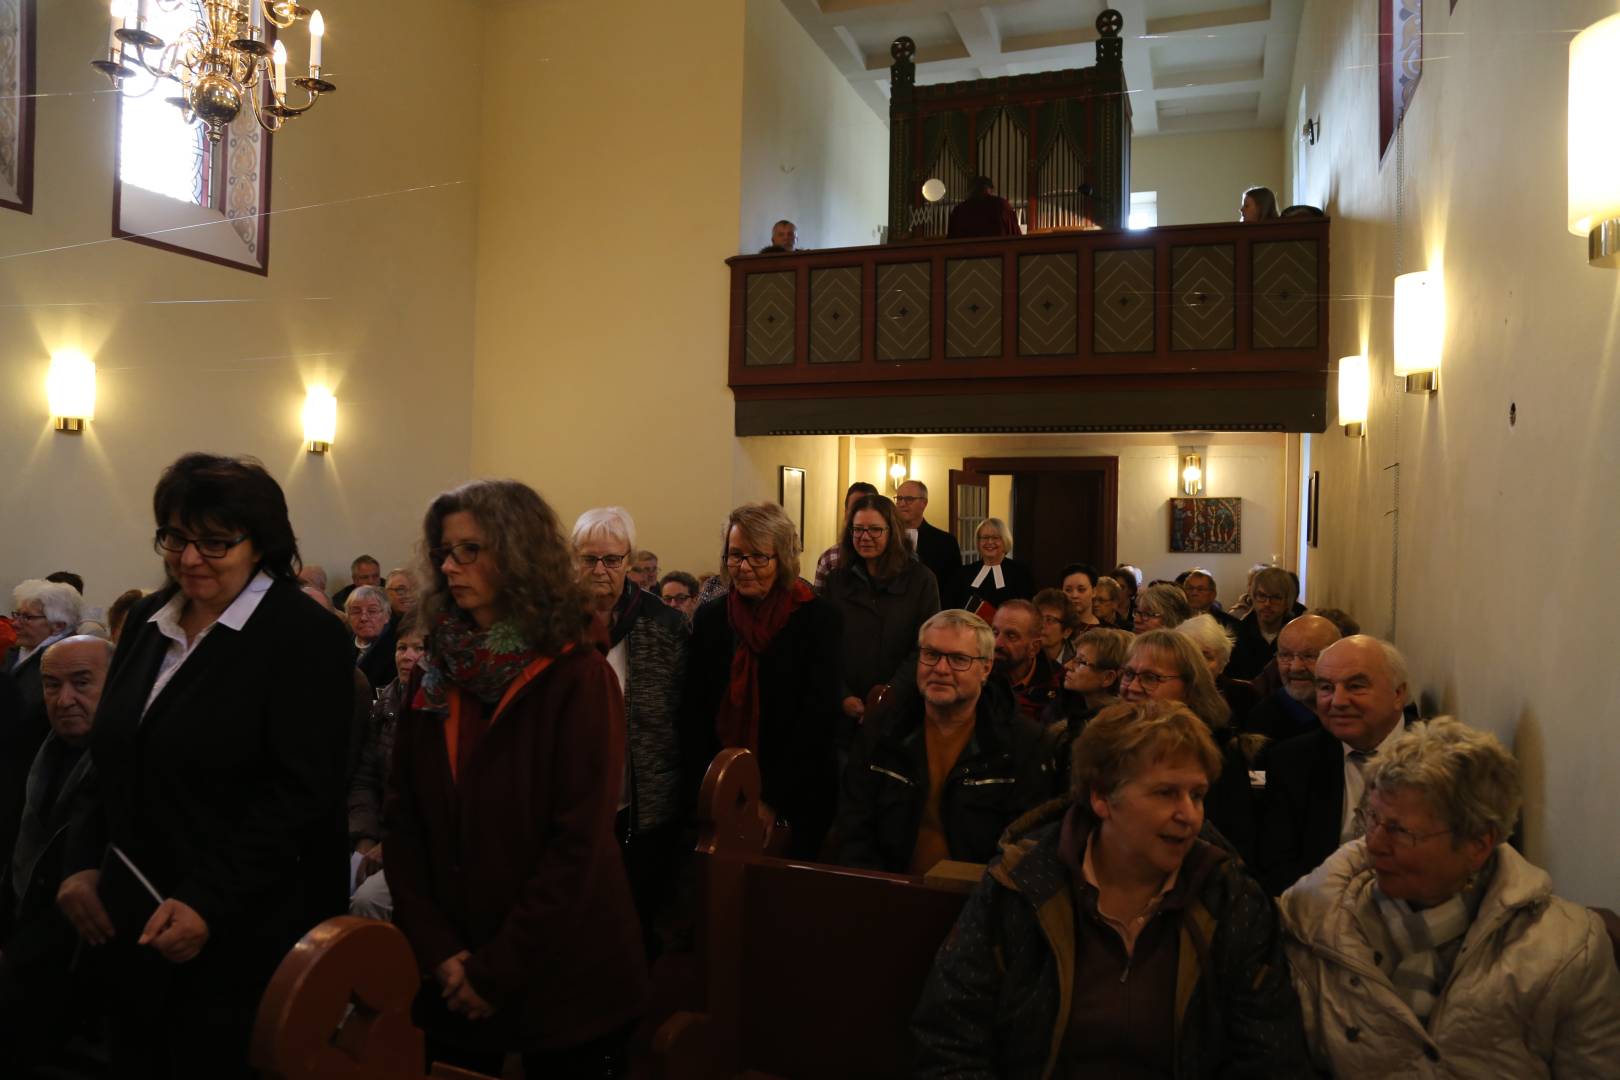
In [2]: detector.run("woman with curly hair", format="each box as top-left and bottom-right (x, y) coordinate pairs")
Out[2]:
(385, 479), (648, 1077)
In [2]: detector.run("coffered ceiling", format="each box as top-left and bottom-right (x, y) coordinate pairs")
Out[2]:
(777, 0), (1303, 135)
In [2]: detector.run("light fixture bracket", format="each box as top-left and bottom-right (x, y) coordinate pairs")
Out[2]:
(1343, 422), (1364, 438)
(1401, 372), (1437, 394)
(1589, 219), (1620, 268)
(54, 417), (86, 434)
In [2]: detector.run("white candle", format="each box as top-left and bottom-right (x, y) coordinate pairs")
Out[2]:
(309, 10), (324, 71)
(272, 39), (287, 98)
(250, 0), (262, 34)
(109, 0), (129, 55)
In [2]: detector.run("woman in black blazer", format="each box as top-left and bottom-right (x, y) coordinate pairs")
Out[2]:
(56, 453), (354, 1080)
(946, 516), (1036, 610)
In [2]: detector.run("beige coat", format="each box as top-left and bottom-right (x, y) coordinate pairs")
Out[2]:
(1279, 839), (1620, 1078)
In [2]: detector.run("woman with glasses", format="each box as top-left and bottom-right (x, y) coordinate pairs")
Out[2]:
(1280, 719), (1620, 1074)
(572, 506), (688, 961)
(1133, 581), (1193, 632)
(683, 502), (842, 859)
(53, 453), (354, 1079)
(821, 494), (940, 755)
(386, 480), (647, 1077)
(1032, 588), (1082, 667)
(345, 584), (396, 690)
(914, 699), (1310, 1077)
(1045, 626), (1131, 728)
(1117, 630), (1257, 866)
(946, 517), (1035, 611)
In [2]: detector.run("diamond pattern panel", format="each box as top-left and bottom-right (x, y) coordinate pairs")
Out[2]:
(1018, 254), (1078, 356)
(745, 272), (796, 367)
(877, 263), (931, 361)
(809, 267), (861, 364)
(1171, 244), (1235, 351)
(1092, 249), (1154, 353)
(1252, 240), (1319, 349)
(946, 258), (1002, 358)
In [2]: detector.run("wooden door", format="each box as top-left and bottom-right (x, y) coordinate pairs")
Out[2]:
(1011, 470), (1108, 590)
(947, 468), (989, 565)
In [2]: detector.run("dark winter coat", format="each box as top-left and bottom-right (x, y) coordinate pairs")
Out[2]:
(612, 581), (688, 832)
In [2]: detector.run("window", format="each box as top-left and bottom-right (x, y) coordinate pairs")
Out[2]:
(1128, 191), (1157, 230)
(112, 0), (272, 273)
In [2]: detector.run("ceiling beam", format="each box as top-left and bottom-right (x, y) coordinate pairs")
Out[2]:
(1144, 3), (1273, 38)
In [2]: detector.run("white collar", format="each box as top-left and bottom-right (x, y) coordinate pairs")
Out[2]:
(970, 562), (1006, 591)
(149, 570), (275, 636)
(1342, 717), (1406, 761)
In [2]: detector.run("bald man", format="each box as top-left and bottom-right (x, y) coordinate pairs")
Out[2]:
(0, 636), (113, 1064)
(1240, 614), (1340, 743)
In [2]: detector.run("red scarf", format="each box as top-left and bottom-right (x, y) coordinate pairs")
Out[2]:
(716, 578), (814, 752)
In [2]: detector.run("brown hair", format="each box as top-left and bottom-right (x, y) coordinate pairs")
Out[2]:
(1075, 626), (1133, 670)
(1129, 629), (1232, 729)
(1033, 587), (1081, 635)
(838, 494), (913, 581)
(1071, 699), (1223, 801)
(720, 502), (802, 591)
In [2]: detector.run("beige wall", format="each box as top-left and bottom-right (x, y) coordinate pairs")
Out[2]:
(852, 433), (1289, 590)
(0, 0), (481, 609)
(1286, 0), (1620, 904)
(1132, 129), (1285, 226)
(739, 0), (889, 251)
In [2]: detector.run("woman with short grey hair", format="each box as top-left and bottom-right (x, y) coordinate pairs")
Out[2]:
(1280, 718), (1620, 1075)
(345, 584), (396, 690)
(1134, 582), (1192, 632)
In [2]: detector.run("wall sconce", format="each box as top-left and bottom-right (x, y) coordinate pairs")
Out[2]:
(1179, 447), (1204, 496)
(1301, 116), (1319, 146)
(46, 351), (97, 432)
(1338, 355), (1368, 437)
(1569, 13), (1620, 267)
(886, 450), (911, 496)
(1393, 270), (1442, 393)
(302, 388), (337, 453)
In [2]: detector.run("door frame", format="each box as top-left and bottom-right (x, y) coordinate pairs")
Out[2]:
(960, 456), (1119, 572)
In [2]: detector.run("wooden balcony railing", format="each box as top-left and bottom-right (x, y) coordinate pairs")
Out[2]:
(727, 218), (1330, 436)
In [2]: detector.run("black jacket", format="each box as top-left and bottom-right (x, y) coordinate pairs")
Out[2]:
(0, 654), (49, 912)
(355, 616), (398, 691)
(913, 519), (963, 597)
(1227, 612), (1279, 680)
(682, 593), (843, 858)
(946, 558), (1036, 610)
(822, 559), (940, 750)
(835, 680), (1057, 873)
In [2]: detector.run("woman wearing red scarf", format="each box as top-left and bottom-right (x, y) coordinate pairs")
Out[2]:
(385, 480), (648, 1078)
(683, 502), (843, 859)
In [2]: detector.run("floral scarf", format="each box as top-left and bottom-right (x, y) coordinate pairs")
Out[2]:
(413, 610), (541, 711)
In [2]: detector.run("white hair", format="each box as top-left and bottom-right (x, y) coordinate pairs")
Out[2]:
(12, 580), (83, 630)
(977, 516), (1013, 553)
(344, 585), (390, 613)
(1177, 613), (1235, 669)
(571, 506), (636, 553)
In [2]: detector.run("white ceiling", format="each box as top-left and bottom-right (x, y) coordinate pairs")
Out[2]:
(777, 0), (1303, 136)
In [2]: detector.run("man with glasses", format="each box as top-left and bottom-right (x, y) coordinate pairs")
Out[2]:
(1258, 635), (1411, 895)
(1227, 565), (1298, 680)
(835, 609), (1055, 873)
(1241, 614), (1340, 742)
(1178, 568), (1237, 630)
(332, 555), (382, 610)
(894, 480), (962, 594)
(656, 572), (700, 622)
(383, 567), (417, 618)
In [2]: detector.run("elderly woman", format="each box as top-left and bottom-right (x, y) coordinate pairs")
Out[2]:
(823, 494), (940, 746)
(1177, 612), (1259, 725)
(1091, 575), (1129, 631)
(947, 517), (1035, 610)
(1031, 588), (1080, 668)
(683, 502), (843, 859)
(1281, 719), (1620, 1073)
(55, 453), (354, 1077)
(1133, 581), (1192, 632)
(573, 506), (688, 958)
(345, 584), (396, 690)
(1118, 630), (1257, 866)
(914, 699), (1309, 1076)
(386, 480), (648, 1076)
(384, 566), (417, 619)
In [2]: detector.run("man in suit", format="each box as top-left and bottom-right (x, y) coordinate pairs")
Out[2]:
(1240, 614), (1340, 742)
(895, 480), (962, 594)
(1258, 634), (1411, 895)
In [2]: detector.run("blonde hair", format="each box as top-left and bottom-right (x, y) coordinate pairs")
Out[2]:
(1129, 630), (1231, 729)
(721, 502), (801, 590)
(976, 517), (1012, 554)
(1075, 626), (1133, 670)
(917, 608), (994, 661)
(1177, 613), (1235, 669)
(1071, 699), (1222, 800)
(1368, 717), (1522, 844)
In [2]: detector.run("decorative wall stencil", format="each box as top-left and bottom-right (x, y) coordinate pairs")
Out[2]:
(1171, 244), (1235, 351)
(877, 262), (931, 361)
(745, 272), (796, 367)
(0, 0), (36, 213)
(1252, 241), (1319, 349)
(1169, 497), (1242, 553)
(1093, 248), (1154, 353)
(810, 267), (861, 364)
(225, 106), (263, 253)
(946, 257), (1002, 358)
(1019, 253), (1078, 355)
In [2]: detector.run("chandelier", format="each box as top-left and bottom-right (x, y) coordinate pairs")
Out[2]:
(92, 0), (335, 144)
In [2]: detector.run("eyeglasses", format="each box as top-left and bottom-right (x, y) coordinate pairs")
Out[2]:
(893, 495), (923, 504)
(347, 605), (386, 618)
(661, 592), (693, 605)
(919, 647), (987, 672)
(578, 553), (628, 570)
(1359, 808), (1452, 850)
(1039, 614), (1065, 626)
(154, 527), (249, 559)
(386, 585), (412, 595)
(725, 552), (776, 569)
(8, 611), (48, 623)
(1276, 650), (1321, 664)
(1119, 667), (1183, 690)
(1253, 590), (1287, 603)
(851, 526), (888, 538)
(429, 541), (483, 566)
(976, 535), (1003, 544)
(1066, 656), (1113, 672)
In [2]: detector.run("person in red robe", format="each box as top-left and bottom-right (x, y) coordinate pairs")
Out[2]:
(948, 176), (1022, 238)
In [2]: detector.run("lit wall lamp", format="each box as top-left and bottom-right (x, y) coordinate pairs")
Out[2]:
(303, 388), (337, 453)
(47, 351), (97, 432)
(1393, 270), (1442, 393)
(1569, 13), (1620, 267)
(1179, 447), (1205, 496)
(886, 450), (911, 496)
(1338, 355), (1368, 437)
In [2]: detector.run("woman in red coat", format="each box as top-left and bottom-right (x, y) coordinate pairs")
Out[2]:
(385, 479), (648, 1077)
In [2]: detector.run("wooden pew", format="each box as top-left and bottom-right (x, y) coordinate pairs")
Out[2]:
(653, 749), (978, 1080)
(250, 915), (496, 1080)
